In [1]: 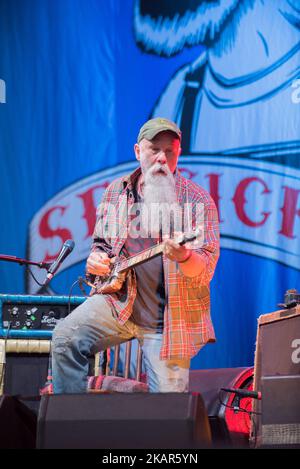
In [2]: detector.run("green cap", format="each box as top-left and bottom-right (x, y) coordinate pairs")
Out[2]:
(137, 117), (181, 143)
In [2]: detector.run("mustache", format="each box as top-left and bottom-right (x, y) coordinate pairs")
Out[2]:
(147, 163), (171, 177)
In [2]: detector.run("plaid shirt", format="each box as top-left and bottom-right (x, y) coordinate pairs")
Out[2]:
(90, 167), (219, 360)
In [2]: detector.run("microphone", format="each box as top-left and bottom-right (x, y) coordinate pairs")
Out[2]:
(221, 387), (262, 400)
(42, 240), (75, 286)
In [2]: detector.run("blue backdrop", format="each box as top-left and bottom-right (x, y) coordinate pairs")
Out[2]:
(0, 0), (299, 369)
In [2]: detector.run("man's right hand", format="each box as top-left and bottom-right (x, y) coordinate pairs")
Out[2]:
(86, 252), (111, 276)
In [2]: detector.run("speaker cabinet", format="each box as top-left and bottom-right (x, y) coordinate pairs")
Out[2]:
(0, 396), (37, 448)
(252, 306), (300, 448)
(4, 353), (50, 397)
(0, 339), (94, 401)
(189, 367), (254, 447)
(37, 393), (211, 449)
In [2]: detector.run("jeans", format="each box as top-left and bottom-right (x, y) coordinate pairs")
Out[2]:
(51, 294), (190, 393)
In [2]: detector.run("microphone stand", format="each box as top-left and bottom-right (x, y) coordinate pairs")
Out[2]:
(0, 254), (51, 270)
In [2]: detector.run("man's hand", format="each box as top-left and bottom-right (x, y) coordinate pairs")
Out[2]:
(163, 238), (192, 263)
(86, 252), (111, 276)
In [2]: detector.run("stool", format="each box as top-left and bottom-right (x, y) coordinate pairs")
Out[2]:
(89, 339), (148, 393)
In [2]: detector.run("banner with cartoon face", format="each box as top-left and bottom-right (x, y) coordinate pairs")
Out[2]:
(0, 0), (299, 369)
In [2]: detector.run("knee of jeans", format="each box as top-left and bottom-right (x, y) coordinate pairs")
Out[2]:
(52, 326), (72, 355)
(52, 324), (93, 356)
(52, 319), (80, 353)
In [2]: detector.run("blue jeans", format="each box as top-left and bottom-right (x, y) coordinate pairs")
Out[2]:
(51, 294), (190, 393)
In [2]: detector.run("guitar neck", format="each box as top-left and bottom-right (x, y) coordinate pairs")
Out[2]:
(118, 243), (164, 273)
(117, 231), (197, 273)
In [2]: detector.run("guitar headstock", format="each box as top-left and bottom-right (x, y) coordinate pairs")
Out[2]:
(175, 228), (203, 248)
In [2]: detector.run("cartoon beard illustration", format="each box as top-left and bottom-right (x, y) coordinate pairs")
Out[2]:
(134, 0), (241, 55)
(134, 0), (300, 167)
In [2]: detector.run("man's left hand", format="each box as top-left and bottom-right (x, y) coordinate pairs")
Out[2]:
(163, 238), (191, 263)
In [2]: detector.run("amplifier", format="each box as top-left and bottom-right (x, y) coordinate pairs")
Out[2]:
(0, 294), (86, 339)
(0, 295), (87, 397)
(251, 305), (300, 448)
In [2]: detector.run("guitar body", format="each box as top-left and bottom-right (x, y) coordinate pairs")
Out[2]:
(97, 263), (128, 294)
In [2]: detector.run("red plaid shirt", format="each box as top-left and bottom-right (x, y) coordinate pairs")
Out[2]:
(90, 167), (219, 360)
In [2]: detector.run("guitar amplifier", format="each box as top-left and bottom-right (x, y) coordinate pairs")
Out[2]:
(251, 305), (300, 448)
(0, 294), (86, 339)
(0, 295), (86, 397)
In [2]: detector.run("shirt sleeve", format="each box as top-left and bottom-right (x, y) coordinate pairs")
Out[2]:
(90, 185), (114, 258)
(179, 195), (220, 287)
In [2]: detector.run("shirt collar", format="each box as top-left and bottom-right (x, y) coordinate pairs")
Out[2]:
(122, 166), (141, 191)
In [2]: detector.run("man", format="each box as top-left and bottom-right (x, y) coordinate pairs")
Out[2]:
(51, 117), (219, 393)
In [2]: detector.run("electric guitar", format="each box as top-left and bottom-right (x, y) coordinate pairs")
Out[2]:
(86, 230), (200, 294)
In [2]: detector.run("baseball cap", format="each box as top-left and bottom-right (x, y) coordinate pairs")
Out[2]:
(137, 117), (181, 143)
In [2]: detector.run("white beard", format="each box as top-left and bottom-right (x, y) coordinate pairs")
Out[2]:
(139, 163), (181, 238)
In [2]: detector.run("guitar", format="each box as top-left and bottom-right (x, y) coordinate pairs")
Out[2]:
(86, 230), (200, 294)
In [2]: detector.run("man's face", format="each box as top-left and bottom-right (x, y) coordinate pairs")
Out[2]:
(134, 131), (181, 175)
